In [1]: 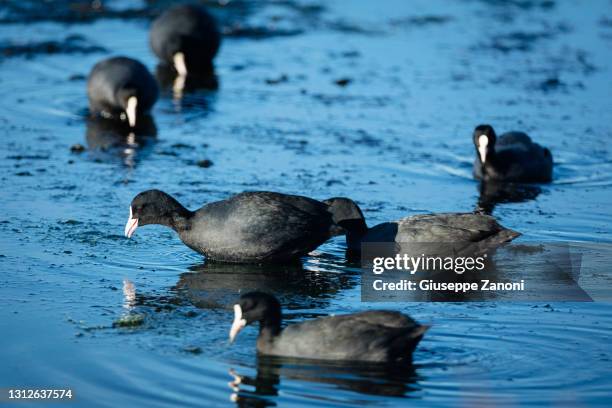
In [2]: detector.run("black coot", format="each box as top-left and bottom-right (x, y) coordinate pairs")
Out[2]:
(150, 4), (221, 76)
(229, 292), (429, 363)
(87, 56), (158, 128)
(124, 190), (343, 263)
(323, 197), (520, 252)
(473, 124), (553, 182)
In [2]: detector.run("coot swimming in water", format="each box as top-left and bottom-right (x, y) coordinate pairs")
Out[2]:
(87, 56), (158, 128)
(124, 190), (342, 263)
(323, 197), (520, 252)
(229, 291), (429, 363)
(472, 124), (553, 182)
(150, 4), (221, 76)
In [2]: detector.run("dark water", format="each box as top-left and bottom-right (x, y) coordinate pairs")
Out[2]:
(1, 0), (612, 406)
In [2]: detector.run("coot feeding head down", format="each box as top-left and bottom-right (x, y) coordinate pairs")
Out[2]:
(124, 190), (343, 263)
(150, 4), (221, 76)
(87, 56), (158, 128)
(323, 197), (520, 252)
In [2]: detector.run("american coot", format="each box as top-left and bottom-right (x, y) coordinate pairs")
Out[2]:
(150, 5), (221, 76)
(323, 197), (520, 252)
(124, 190), (343, 263)
(87, 56), (159, 128)
(473, 124), (553, 182)
(229, 292), (429, 363)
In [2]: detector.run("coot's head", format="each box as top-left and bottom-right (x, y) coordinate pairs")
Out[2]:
(323, 197), (368, 238)
(161, 35), (188, 75)
(124, 190), (187, 237)
(170, 35), (220, 76)
(115, 87), (139, 128)
(152, 5), (220, 75)
(473, 124), (497, 164)
(229, 292), (281, 343)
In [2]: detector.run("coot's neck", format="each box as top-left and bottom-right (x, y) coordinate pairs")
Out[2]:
(156, 197), (194, 233)
(343, 220), (369, 251)
(167, 207), (194, 232)
(257, 314), (282, 349)
(480, 144), (498, 170)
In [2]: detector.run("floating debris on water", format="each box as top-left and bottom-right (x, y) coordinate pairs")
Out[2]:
(196, 159), (214, 168)
(70, 143), (86, 153)
(113, 313), (145, 328)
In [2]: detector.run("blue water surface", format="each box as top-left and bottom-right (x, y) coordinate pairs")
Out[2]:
(1, 1), (611, 406)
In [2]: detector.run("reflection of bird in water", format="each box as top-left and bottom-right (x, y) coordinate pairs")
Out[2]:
(123, 279), (136, 310)
(156, 63), (218, 101)
(229, 356), (420, 406)
(475, 181), (542, 214)
(173, 258), (357, 310)
(85, 115), (157, 167)
(117, 254), (357, 314)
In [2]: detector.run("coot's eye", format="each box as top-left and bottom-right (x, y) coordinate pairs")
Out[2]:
(241, 299), (254, 311)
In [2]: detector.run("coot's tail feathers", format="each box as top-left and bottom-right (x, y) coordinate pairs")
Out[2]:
(485, 227), (521, 246)
(410, 324), (430, 339)
(463, 209), (521, 244)
(389, 324), (430, 362)
(464, 227), (520, 258)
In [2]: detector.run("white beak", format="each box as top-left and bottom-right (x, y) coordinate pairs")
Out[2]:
(124, 206), (138, 238)
(229, 304), (247, 343)
(173, 52), (188, 76)
(173, 75), (186, 99)
(126, 96), (138, 128)
(478, 135), (489, 164)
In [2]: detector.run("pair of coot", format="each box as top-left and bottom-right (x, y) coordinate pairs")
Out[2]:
(87, 5), (220, 128)
(124, 190), (519, 263)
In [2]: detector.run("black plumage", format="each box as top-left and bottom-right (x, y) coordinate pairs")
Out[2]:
(124, 190), (343, 263)
(87, 56), (158, 127)
(150, 4), (221, 75)
(323, 197), (520, 252)
(230, 292), (428, 363)
(472, 124), (553, 182)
